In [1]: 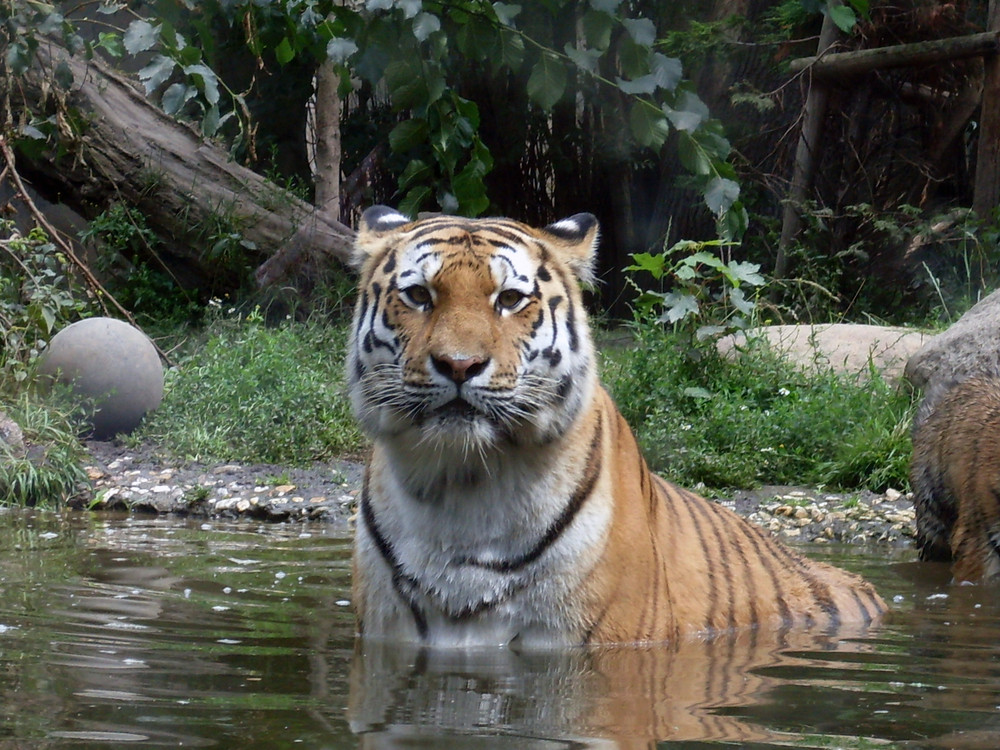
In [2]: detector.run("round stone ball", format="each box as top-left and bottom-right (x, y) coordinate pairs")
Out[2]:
(39, 317), (164, 440)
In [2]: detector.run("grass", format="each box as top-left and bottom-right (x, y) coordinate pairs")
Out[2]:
(0, 394), (89, 506)
(1, 308), (921, 507)
(601, 322), (918, 492)
(132, 309), (365, 465)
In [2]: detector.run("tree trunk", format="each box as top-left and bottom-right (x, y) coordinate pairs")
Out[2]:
(312, 61), (343, 218)
(1, 37), (355, 292)
(773, 2), (843, 282)
(974, 0), (1000, 221)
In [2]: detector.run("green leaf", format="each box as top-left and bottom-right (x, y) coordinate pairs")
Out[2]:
(729, 287), (755, 316)
(582, 10), (613, 51)
(657, 291), (699, 324)
(137, 55), (176, 94)
(704, 177), (740, 216)
(629, 103), (669, 149)
(5, 42), (30, 75)
(828, 4), (857, 33)
(681, 250), (726, 272)
(202, 103), (222, 136)
(527, 52), (566, 111)
(664, 90), (709, 132)
(497, 28), (525, 69)
(96, 32), (125, 58)
(589, 0), (622, 11)
(457, 17), (495, 61)
(649, 53), (682, 92)
(493, 3), (522, 25)
(389, 118), (430, 152)
(412, 12), (441, 42)
(275, 37), (295, 65)
(622, 17), (656, 47)
(727, 260), (764, 287)
(184, 63), (219, 105)
(625, 252), (666, 280)
(123, 20), (160, 55)
(327, 37), (358, 64)
(617, 74), (659, 96)
(453, 159), (490, 216)
(398, 0), (422, 19)
(54, 59), (73, 89)
(676, 131), (712, 175)
(162, 82), (195, 114)
(564, 43), (601, 74)
(718, 202), (748, 242)
(399, 159), (433, 190)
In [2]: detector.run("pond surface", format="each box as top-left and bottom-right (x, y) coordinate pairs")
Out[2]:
(0, 511), (998, 749)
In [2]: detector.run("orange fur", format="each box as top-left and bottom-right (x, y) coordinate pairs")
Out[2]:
(348, 207), (885, 646)
(910, 376), (1000, 583)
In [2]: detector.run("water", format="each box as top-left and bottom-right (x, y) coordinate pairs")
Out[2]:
(0, 511), (998, 749)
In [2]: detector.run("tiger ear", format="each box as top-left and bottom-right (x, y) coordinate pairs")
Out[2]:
(351, 206), (412, 270)
(542, 213), (600, 284)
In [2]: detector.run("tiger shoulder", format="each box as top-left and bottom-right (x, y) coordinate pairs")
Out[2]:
(910, 375), (1000, 583)
(347, 205), (886, 647)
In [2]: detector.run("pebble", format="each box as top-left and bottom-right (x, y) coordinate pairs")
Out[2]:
(73, 445), (917, 546)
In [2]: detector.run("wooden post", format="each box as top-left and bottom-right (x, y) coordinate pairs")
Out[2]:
(974, 0), (1000, 220)
(790, 31), (1000, 78)
(773, 1), (843, 282)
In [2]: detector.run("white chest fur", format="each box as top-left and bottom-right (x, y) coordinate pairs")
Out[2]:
(354, 434), (610, 648)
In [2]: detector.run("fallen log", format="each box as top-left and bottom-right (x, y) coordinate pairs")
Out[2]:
(790, 31), (1000, 79)
(0, 37), (356, 291)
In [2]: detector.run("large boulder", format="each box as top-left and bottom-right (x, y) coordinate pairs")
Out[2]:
(718, 324), (931, 382)
(38, 317), (164, 440)
(904, 289), (1000, 391)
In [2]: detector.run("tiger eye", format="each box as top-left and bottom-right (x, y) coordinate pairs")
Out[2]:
(403, 285), (432, 307)
(496, 289), (525, 311)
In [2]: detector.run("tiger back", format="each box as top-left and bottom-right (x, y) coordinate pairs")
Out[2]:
(348, 206), (886, 647)
(910, 376), (1000, 582)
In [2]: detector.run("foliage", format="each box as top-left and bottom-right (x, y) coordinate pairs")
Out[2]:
(0, 394), (88, 507)
(626, 238), (765, 341)
(774, 202), (1000, 327)
(602, 321), (916, 491)
(136, 309), (364, 465)
(0, 1), (746, 237)
(0, 223), (93, 386)
(79, 203), (202, 328)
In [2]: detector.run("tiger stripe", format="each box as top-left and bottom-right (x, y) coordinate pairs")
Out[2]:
(910, 376), (1000, 583)
(349, 207), (885, 647)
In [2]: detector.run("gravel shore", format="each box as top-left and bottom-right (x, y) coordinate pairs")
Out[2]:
(71, 439), (917, 547)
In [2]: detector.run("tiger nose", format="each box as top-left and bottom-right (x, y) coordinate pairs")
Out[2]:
(431, 354), (490, 384)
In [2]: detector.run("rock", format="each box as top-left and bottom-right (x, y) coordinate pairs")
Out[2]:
(37, 317), (164, 440)
(904, 288), (1000, 391)
(718, 324), (930, 382)
(0, 410), (25, 458)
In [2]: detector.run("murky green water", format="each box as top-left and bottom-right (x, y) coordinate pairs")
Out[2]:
(0, 510), (998, 749)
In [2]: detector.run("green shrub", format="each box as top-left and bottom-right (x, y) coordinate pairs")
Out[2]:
(602, 322), (916, 491)
(136, 310), (364, 464)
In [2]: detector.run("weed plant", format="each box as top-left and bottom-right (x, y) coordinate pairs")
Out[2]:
(602, 321), (916, 492)
(135, 309), (365, 465)
(0, 394), (88, 506)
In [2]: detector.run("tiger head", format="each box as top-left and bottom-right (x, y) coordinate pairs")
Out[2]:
(347, 206), (600, 456)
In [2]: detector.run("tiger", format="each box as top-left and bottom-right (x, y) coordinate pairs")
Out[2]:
(910, 375), (1000, 582)
(347, 205), (886, 648)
